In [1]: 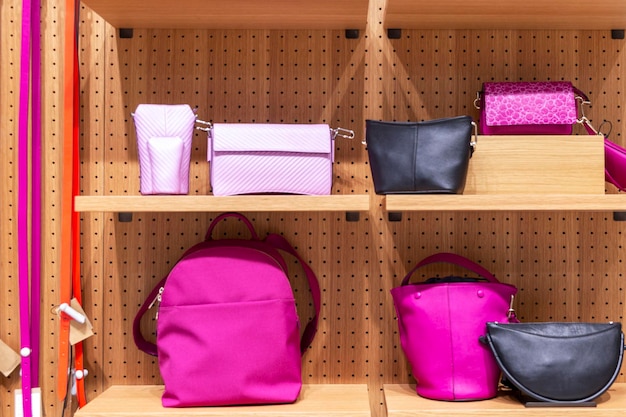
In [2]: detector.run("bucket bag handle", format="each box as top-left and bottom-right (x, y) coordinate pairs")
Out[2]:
(401, 252), (500, 286)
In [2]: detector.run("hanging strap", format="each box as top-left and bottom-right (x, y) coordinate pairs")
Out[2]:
(572, 92), (619, 191)
(71, 0), (86, 404)
(18, 0), (33, 415)
(30, 0), (42, 392)
(57, 0), (77, 402)
(69, 0), (87, 406)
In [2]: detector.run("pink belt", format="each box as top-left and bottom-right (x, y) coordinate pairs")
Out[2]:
(18, 0), (42, 415)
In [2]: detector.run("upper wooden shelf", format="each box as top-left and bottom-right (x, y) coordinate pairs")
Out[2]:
(382, 134), (626, 212)
(385, 0), (626, 30)
(75, 136), (626, 214)
(80, 0), (369, 30)
(74, 195), (371, 213)
(384, 194), (626, 212)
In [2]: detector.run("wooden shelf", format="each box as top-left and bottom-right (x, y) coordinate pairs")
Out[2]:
(384, 383), (626, 416)
(381, 134), (621, 212)
(75, 135), (619, 214)
(384, 194), (626, 212)
(74, 194), (371, 213)
(385, 0), (626, 30)
(75, 384), (371, 417)
(80, 0), (369, 29)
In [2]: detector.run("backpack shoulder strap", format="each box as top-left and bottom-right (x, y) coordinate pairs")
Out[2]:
(133, 276), (166, 356)
(264, 234), (321, 354)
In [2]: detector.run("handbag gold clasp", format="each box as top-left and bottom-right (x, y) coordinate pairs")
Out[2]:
(195, 119), (213, 132)
(470, 121), (478, 152)
(507, 294), (517, 320)
(473, 91), (482, 110)
(575, 95), (592, 125)
(331, 127), (355, 140)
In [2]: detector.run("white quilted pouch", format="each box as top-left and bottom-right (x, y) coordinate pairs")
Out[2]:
(132, 104), (196, 195)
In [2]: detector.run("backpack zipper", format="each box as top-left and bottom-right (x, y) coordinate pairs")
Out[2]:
(148, 287), (164, 320)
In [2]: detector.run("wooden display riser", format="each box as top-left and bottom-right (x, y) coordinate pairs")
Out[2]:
(75, 384), (371, 417)
(384, 383), (626, 416)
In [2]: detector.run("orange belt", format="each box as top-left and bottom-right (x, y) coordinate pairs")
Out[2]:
(72, 11), (87, 403)
(58, 0), (86, 407)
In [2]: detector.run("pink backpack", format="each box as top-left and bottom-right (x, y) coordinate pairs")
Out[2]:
(133, 212), (321, 407)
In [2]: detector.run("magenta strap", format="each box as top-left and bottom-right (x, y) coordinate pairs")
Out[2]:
(265, 233), (321, 353)
(18, 0), (34, 416)
(132, 275), (166, 356)
(30, 0), (42, 390)
(401, 252), (500, 286)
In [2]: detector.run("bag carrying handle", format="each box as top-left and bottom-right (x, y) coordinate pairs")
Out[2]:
(205, 212), (259, 241)
(401, 252), (500, 286)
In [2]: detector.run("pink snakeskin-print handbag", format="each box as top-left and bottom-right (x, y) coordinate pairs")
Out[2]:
(474, 81), (590, 135)
(205, 123), (353, 196)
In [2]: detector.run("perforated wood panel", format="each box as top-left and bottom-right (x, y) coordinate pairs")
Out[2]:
(2, 1), (626, 417)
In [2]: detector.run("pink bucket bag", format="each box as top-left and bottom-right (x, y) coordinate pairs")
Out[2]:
(474, 81), (590, 135)
(132, 104), (197, 195)
(203, 123), (353, 196)
(391, 253), (518, 401)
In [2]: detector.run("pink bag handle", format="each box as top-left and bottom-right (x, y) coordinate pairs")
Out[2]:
(401, 252), (500, 286)
(205, 212), (259, 241)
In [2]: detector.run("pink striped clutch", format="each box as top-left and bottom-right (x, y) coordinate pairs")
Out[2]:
(133, 104), (196, 195)
(208, 123), (341, 196)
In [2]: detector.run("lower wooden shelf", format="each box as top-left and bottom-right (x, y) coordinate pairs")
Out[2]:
(75, 384), (371, 417)
(384, 383), (626, 416)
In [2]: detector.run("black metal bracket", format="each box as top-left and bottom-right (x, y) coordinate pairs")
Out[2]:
(345, 212), (360, 222)
(613, 212), (626, 221)
(387, 28), (402, 39)
(611, 29), (625, 40)
(388, 212), (402, 222)
(119, 28), (134, 39)
(118, 212), (133, 222)
(345, 29), (360, 39)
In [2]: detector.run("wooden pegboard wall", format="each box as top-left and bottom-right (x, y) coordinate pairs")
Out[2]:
(2, 0), (626, 416)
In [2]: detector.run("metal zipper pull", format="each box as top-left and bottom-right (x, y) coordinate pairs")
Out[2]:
(149, 287), (165, 320)
(507, 294), (517, 321)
